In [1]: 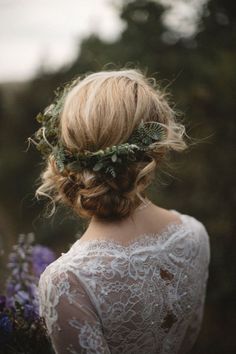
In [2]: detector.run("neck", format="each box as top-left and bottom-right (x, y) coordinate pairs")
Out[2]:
(87, 197), (152, 228)
(79, 198), (163, 244)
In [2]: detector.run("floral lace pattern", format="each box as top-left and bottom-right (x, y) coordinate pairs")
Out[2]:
(38, 210), (210, 354)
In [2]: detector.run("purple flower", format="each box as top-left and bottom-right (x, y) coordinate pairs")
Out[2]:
(0, 233), (56, 353)
(15, 290), (30, 303)
(0, 313), (13, 344)
(24, 303), (37, 321)
(5, 296), (14, 309)
(5, 234), (38, 317)
(3, 233), (56, 323)
(31, 245), (56, 278)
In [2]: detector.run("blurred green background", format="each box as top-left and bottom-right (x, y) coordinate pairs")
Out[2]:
(0, 0), (235, 353)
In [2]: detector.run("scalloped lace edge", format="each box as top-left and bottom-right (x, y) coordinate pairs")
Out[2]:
(71, 210), (189, 252)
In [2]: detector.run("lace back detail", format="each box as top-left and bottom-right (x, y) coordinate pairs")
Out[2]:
(38, 210), (210, 354)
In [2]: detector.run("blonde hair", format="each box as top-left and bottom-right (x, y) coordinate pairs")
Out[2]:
(36, 69), (187, 220)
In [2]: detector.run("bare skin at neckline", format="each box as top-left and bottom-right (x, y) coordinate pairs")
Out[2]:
(79, 200), (182, 245)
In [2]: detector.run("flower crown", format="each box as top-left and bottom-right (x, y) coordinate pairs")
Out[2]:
(28, 78), (167, 178)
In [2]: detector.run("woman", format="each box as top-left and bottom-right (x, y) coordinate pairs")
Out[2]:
(36, 69), (210, 353)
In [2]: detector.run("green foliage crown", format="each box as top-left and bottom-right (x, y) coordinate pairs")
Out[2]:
(29, 79), (167, 178)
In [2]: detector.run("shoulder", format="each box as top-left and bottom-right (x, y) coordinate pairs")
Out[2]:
(38, 249), (85, 320)
(38, 245), (77, 292)
(174, 209), (211, 265)
(181, 211), (210, 243)
(171, 208), (209, 237)
(38, 240), (92, 294)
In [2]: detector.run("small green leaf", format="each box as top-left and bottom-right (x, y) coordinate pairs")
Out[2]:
(93, 162), (104, 171)
(105, 166), (116, 177)
(36, 113), (44, 123)
(111, 154), (117, 162)
(111, 169), (116, 177)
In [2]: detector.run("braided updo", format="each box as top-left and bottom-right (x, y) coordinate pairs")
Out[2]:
(35, 69), (187, 221)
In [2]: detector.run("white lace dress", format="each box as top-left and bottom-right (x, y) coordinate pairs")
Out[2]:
(38, 210), (210, 354)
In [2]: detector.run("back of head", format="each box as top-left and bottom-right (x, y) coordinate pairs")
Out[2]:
(36, 69), (187, 220)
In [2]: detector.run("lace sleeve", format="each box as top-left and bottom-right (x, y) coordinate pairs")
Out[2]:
(178, 221), (210, 354)
(38, 266), (111, 354)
